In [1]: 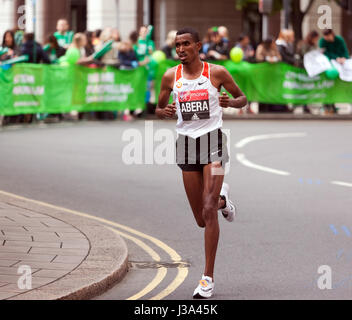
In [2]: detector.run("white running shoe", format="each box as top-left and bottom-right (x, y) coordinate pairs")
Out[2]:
(220, 183), (236, 222)
(193, 275), (214, 299)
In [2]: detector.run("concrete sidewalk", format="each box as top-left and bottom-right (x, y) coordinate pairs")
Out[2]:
(0, 193), (128, 300)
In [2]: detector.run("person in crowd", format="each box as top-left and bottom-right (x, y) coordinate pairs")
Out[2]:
(206, 30), (229, 60)
(134, 25), (155, 64)
(118, 40), (139, 122)
(18, 33), (50, 123)
(297, 30), (319, 65)
(133, 25), (155, 117)
(84, 31), (96, 57)
(296, 30), (320, 114)
(44, 34), (66, 64)
(1, 30), (20, 61)
(320, 29), (349, 64)
(64, 32), (98, 66)
(54, 19), (74, 49)
(319, 29), (350, 114)
(276, 30), (296, 112)
(218, 26), (230, 45)
(162, 30), (178, 60)
(256, 37), (286, 113)
(235, 34), (255, 62)
(20, 32), (50, 64)
(276, 29), (296, 66)
(118, 41), (139, 69)
(256, 36), (282, 63)
(200, 28), (214, 61)
(92, 29), (102, 47)
(112, 28), (121, 43)
(95, 27), (121, 67)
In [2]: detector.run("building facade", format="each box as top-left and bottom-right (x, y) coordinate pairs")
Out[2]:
(0, 0), (351, 52)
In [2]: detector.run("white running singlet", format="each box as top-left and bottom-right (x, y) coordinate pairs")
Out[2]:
(173, 62), (223, 139)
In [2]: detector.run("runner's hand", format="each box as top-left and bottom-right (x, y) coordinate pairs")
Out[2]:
(219, 92), (230, 108)
(163, 102), (177, 118)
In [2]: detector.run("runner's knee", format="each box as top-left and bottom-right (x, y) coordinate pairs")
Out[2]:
(202, 195), (219, 222)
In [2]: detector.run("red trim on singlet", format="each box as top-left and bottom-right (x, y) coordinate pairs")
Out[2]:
(176, 65), (183, 82)
(202, 62), (209, 78)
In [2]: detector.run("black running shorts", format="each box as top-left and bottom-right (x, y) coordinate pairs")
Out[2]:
(176, 128), (229, 172)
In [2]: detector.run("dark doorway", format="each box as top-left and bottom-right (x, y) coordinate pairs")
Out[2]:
(242, 3), (262, 48)
(70, 0), (87, 32)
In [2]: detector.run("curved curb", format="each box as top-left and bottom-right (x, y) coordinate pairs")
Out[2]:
(0, 193), (129, 300)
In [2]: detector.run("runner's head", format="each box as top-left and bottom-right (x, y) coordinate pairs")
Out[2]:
(175, 27), (201, 65)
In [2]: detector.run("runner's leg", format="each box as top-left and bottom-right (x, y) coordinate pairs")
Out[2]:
(182, 171), (205, 228)
(202, 162), (225, 279)
(182, 170), (226, 228)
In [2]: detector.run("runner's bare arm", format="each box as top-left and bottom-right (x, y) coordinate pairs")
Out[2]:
(212, 65), (247, 109)
(155, 68), (177, 119)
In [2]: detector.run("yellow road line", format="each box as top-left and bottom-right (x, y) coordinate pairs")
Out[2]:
(107, 227), (167, 300)
(150, 267), (189, 300)
(0, 190), (189, 299)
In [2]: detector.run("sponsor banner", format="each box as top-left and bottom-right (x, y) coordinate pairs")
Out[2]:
(156, 60), (352, 105)
(0, 64), (148, 116)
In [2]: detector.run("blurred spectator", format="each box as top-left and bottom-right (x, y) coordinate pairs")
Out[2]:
(236, 34), (255, 62)
(134, 25), (155, 64)
(54, 19), (74, 49)
(1, 30), (20, 61)
(319, 29), (349, 65)
(200, 28), (213, 60)
(296, 30), (320, 114)
(319, 29), (349, 115)
(14, 29), (24, 48)
(162, 30), (178, 60)
(276, 29), (296, 66)
(92, 29), (102, 47)
(95, 27), (121, 67)
(118, 41), (138, 69)
(112, 28), (121, 42)
(218, 26), (229, 45)
(297, 30), (319, 65)
(256, 36), (281, 63)
(206, 30), (229, 60)
(62, 33), (94, 66)
(44, 34), (66, 64)
(20, 33), (50, 64)
(118, 41), (141, 121)
(256, 37), (286, 113)
(84, 31), (96, 56)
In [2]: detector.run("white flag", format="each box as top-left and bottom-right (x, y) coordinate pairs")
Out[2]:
(304, 50), (331, 78)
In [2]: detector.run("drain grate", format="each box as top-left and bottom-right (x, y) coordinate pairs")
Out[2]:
(129, 261), (190, 269)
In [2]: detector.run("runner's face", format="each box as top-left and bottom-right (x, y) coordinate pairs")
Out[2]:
(175, 34), (201, 65)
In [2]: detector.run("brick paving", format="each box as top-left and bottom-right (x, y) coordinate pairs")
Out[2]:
(0, 201), (90, 300)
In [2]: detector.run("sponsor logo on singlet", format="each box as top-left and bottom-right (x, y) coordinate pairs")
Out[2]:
(178, 89), (210, 121)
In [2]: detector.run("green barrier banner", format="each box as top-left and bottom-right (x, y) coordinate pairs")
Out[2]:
(0, 63), (148, 116)
(155, 60), (352, 104)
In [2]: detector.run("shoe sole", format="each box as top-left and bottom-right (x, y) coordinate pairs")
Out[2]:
(193, 292), (213, 299)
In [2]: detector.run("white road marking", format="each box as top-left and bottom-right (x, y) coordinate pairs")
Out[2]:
(235, 133), (307, 149)
(236, 153), (291, 176)
(331, 181), (352, 188)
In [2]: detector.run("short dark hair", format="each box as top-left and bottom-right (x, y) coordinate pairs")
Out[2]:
(238, 34), (249, 42)
(323, 29), (333, 36)
(23, 33), (34, 42)
(176, 27), (200, 43)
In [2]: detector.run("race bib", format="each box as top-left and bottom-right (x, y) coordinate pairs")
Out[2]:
(178, 89), (210, 121)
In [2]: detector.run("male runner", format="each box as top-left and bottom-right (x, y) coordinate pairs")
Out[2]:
(156, 27), (247, 299)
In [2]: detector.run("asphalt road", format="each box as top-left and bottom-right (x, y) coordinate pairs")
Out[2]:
(0, 119), (352, 300)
